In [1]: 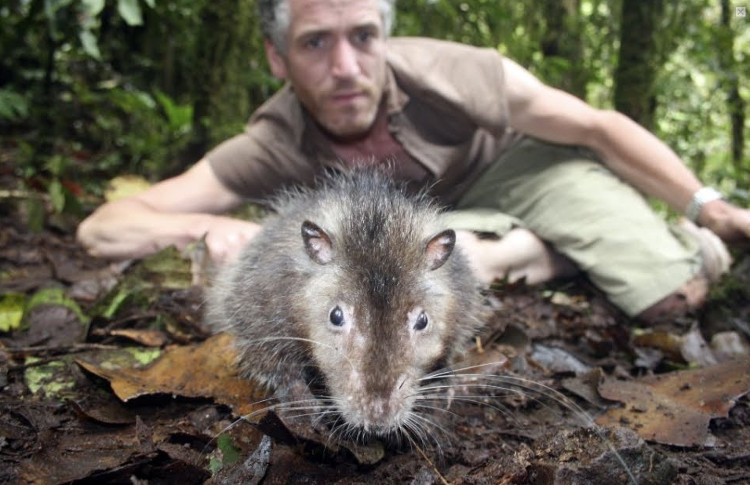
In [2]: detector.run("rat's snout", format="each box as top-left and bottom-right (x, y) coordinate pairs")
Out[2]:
(342, 372), (414, 435)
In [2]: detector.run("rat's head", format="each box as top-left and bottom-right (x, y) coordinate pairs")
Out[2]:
(292, 182), (477, 437)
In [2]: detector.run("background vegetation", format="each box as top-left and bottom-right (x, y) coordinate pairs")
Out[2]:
(1, 0), (748, 215)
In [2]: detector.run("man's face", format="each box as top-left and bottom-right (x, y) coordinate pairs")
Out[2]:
(266, 0), (388, 141)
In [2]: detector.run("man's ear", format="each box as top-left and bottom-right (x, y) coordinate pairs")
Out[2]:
(264, 39), (288, 80)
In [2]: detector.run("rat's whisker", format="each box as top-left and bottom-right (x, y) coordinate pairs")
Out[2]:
(414, 371), (637, 484)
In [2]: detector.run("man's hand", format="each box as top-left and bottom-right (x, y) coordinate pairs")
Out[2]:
(700, 199), (750, 246)
(77, 158), (257, 262)
(203, 217), (263, 265)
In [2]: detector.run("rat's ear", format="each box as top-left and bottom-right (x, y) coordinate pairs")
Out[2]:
(425, 229), (455, 270)
(302, 221), (334, 265)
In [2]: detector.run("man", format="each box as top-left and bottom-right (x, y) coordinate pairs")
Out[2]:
(77, 0), (750, 322)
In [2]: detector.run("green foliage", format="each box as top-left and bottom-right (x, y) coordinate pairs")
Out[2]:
(655, 2), (750, 191)
(78, 0), (157, 58)
(80, 86), (194, 177)
(394, 1), (621, 102)
(2, 2), (194, 218)
(0, 88), (30, 122)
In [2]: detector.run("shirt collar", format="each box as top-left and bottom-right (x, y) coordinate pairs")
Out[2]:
(300, 64), (409, 165)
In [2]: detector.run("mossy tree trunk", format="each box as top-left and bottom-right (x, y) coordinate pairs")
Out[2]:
(718, 0), (746, 179)
(613, 0), (665, 130)
(539, 0), (587, 100)
(188, 0), (262, 161)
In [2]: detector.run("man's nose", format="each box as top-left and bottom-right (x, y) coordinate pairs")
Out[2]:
(331, 39), (360, 78)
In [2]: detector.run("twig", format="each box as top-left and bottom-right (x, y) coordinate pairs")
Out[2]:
(4, 343), (120, 362)
(407, 433), (451, 485)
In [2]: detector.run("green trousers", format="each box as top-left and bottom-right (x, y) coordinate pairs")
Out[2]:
(443, 137), (702, 316)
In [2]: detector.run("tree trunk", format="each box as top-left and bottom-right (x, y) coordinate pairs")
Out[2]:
(540, 0), (587, 99)
(613, 0), (665, 130)
(188, 0), (259, 161)
(718, 0), (746, 179)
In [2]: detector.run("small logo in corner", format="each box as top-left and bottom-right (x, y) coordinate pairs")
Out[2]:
(737, 6), (747, 17)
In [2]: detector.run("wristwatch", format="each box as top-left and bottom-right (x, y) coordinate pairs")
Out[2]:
(685, 187), (723, 224)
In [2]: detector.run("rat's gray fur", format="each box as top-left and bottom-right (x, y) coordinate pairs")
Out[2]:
(206, 170), (483, 436)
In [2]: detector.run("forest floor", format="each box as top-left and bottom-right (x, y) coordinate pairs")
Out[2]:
(1, 160), (750, 484)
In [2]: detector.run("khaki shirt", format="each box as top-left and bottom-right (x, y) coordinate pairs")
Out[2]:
(206, 37), (520, 205)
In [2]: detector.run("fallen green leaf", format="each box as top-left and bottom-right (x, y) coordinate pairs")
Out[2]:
(101, 287), (133, 319)
(93, 347), (163, 372)
(0, 293), (27, 332)
(210, 434), (241, 474)
(139, 246), (193, 290)
(126, 347), (162, 366)
(27, 287), (89, 325)
(24, 357), (76, 397)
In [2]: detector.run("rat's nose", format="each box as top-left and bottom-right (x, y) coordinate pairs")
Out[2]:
(348, 373), (413, 434)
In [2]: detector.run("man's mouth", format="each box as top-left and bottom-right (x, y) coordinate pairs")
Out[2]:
(330, 90), (366, 104)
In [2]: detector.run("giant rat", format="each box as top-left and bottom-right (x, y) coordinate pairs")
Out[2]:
(206, 170), (484, 437)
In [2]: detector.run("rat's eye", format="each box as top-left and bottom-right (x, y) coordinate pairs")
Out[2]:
(329, 306), (345, 327)
(413, 311), (428, 331)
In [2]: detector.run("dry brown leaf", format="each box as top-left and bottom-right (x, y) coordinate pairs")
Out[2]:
(596, 357), (750, 446)
(632, 329), (684, 362)
(109, 328), (169, 347)
(18, 426), (141, 484)
(70, 398), (136, 425)
(77, 333), (267, 416)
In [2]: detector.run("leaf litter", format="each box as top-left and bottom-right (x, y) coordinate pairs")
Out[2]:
(1, 207), (750, 483)
(596, 356), (750, 447)
(76, 333), (266, 417)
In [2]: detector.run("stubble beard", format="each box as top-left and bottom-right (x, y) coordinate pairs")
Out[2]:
(320, 83), (382, 141)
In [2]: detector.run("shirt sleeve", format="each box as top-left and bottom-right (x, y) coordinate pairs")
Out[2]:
(386, 38), (510, 137)
(205, 89), (318, 201)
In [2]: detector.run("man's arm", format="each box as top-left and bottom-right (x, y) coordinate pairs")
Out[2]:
(502, 58), (750, 244)
(77, 158), (262, 263)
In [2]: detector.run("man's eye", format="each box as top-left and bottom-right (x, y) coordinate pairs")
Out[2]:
(353, 29), (375, 45)
(304, 36), (325, 49)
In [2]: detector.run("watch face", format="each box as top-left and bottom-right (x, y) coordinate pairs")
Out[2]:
(686, 187), (723, 223)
